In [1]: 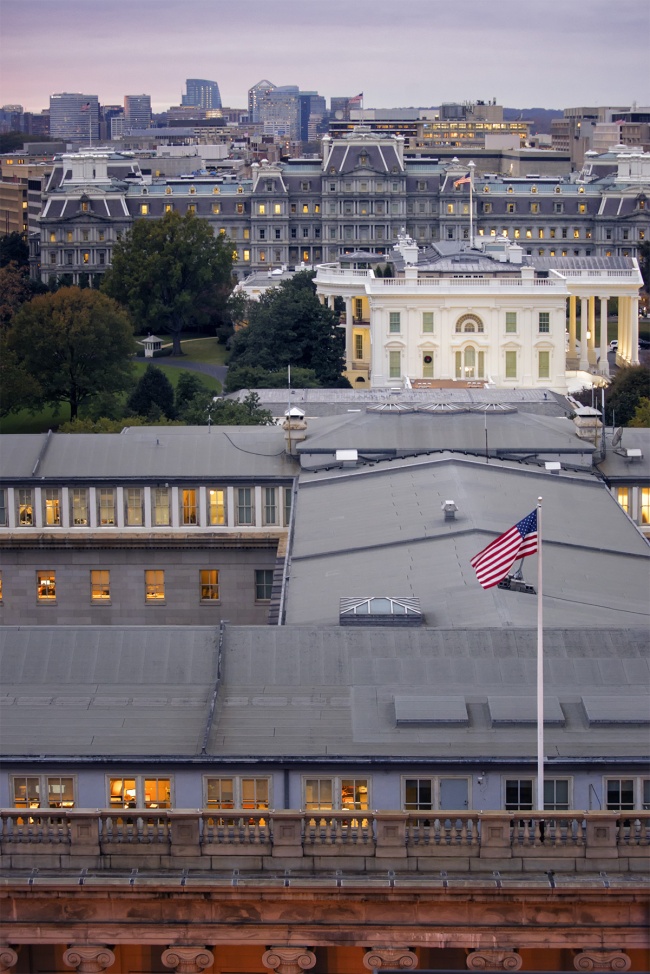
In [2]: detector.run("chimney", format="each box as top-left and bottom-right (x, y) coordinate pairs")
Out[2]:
(283, 406), (307, 456)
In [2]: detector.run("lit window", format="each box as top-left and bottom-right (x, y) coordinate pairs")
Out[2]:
(91, 569), (110, 602)
(507, 203), (516, 214)
(616, 487), (630, 514)
(302, 204), (309, 214)
(236, 487), (254, 526)
(37, 571), (56, 601)
(389, 350), (401, 378)
(49, 232), (56, 243)
(274, 203), (281, 215)
(109, 776), (171, 809)
(574, 229), (580, 239)
(140, 203), (149, 215)
(152, 487), (170, 526)
(236, 203), (244, 214)
(67, 231), (73, 242)
(205, 777), (269, 810)
(538, 350), (550, 379)
(70, 488), (88, 525)
(165, 204), (173, 213)
(17, 488), (34, 526)
(145, 569), (165, 601)
(641, 487), (650, 524)
(181, 489), (198, 525)
(208, 488), (226, 525)
(187, 204), (196, 215)
(255, 569), (273, 601)
(81, 202), (89, 212)
(446, 203), (454, 214)
(200, 569), (219, 601)
(354, 333), (363, 359)
(260, 251), (266, 262)
(422, 312), (434, 333)
(389, 312), (401, 333)
(538, 228), (544, 239)
(212, 203), (220, 214)
(97, 488), (115, 526)
(304, 778), (369, 811)
(243, 249), (250, 261)
(538, 312), (550, 333)
(82, 252), (90, 264)
(12, 776), (75, 809)
(43, 488), (61, 526)
(258, 203), (266, 215)
(124, 487), (143, 526)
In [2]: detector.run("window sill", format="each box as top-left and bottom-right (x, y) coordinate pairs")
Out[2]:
(200, 600), (221, 605)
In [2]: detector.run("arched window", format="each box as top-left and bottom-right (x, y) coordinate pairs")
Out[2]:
(455, 314), (484, 333)
(455, 345), (485, 379)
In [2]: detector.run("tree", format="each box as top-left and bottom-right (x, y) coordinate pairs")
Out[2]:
(606, 366), (650, 426)
(0, 232), (29, 269)
(102, 211), (234, 355)
(127, 364), (176, 419)
(225, 364), (320, 393)
(227, 271), (346, 387)
(175, 370), (212, 413)
(8, 287), (136, 419)
(178, 390), (274, 426)
(628, 397), (650, 428)
(0, 262), (33, 330)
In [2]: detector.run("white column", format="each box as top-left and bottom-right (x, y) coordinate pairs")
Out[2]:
(599, 297), (609, 376)
(345, 295), (353, 370)
(630, 294), (640, 365)
(569, 295), (577, 357)
(588, 296), (596, 367)
(618, 296), (628, 363)
(579, 297), (590, 371)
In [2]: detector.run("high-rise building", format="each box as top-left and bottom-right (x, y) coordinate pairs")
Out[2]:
(248, 79), (276, 124)
(182, 78), (222, 111)
(49, 93), (99, 144)
(123, 94), (152, 130)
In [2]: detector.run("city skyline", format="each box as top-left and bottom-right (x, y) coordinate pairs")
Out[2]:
(1, 0), (649, 115)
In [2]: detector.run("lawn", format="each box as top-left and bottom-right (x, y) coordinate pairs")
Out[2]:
(0, 361), (222, 435)
(138, 335), (229, 366)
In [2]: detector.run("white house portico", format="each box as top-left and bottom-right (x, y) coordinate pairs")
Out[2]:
(315, 234), (643, 391)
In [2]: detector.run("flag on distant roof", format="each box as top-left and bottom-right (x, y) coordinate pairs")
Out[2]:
(471, 510), (538, 589)
(454, 173), (472, 187)
(81, 102), (91, 111)
(350, 93), (363, 101)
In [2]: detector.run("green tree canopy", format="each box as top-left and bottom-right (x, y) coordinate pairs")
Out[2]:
(102, 211), (234, 355)
(127, 364), (176, 419)
(606, 366), (650, 426)
(0, 232), (29, 269)
(628, 397), (650, 428)
(8, 287), (136, 419)
(179, 390), (274, 426)
(226, 271), (347, 389)
(175, 370), (212, 413)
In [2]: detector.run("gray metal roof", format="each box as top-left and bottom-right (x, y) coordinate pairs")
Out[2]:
(0, 429), (298, 482)
(285, 454), (650, 630)
(2, 625), (647, 760)
(596, 428), (650, 483)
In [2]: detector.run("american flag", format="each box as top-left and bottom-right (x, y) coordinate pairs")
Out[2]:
(471, 510), (538, 589)
(454, 173), (472, 187)
(81, 102), (91, 111)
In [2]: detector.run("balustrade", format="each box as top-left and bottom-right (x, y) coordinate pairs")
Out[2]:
(1, 809), (646, 864)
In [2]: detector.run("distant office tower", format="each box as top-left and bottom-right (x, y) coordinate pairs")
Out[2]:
(124, 94), (152, 130)
(182, 79), (222, 111)
(256, 85), (301, 141)
(300, 92), (327, 141)
(248, 80), (276, 124)
(49, 93), (99, 143)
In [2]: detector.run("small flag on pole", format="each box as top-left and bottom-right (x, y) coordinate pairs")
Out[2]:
(454, 173), (472, 187)
(81, 102), (91, 111)
(471, 510), (538, 589)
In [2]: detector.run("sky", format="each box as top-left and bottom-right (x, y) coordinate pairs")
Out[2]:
(1, 0), (649, 114)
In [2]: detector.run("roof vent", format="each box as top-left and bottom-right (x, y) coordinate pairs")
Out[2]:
(336, 448), (358, 467)
(545, 461), (562, 474)
(625, 448), (643, 461)
(442, 499), (458, 520)
(340, 597), (422, 627)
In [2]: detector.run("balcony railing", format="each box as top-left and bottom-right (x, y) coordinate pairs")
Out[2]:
(1, 809), (647, 867)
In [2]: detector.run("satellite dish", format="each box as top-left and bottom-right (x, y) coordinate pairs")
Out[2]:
(612, 427), (623, 448)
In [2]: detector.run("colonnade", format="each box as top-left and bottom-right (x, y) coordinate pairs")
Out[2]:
(567, 293), (640, 374)
(0, 943), (637, 972)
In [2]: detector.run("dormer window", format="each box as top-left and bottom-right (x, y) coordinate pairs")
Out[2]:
(507, 185), (513, 194)
(189, 186), (196, 194)
(166, 186), (173, 195)
(578, 186), (585, 194)
(530, 185), (537, 194)
(237, 186), (243, 194)
(483, 185), (490, 193)
(81, 201), (89, 212)
(212, 186), (219, 194)
(359, 155), (368, 166)
(554, 185), (561, 194)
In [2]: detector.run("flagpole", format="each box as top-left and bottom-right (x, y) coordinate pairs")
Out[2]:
(536, 495), (544, 812)
(468, 160), (475, 246)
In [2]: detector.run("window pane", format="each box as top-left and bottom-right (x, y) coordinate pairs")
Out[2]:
(236, 487), (253, 525)
(182, 489), (198, 525)
(70, 488), (89, 525)
(125, 487), (144, 526)
(98, 488), (115, 526)
(505, 350), (517, 379)
(354, 333), (363, 358)
(208, 488), (226, 525)
(305, 778), (333, 810)
(606, 778), (634, 810)
(109, 778), (137, 807)
(44, 488), (61, 526)
(241, 778), (269, 810)
(505, 312), (517, 333)
(153, 487), (170, 526)
(47, 777), (75, 808)
(284, 487), (292, 526)
(206, 778), (234, 808)
(422, 312), (434, 333)
(341, 779), (369, 810)
(505, 779), (533, 810)
(37, 571), (56, 601)
(200, 569), (219, 601)
(405, 778), (432, 811)
(17, 488), (34, 526)
(616, 487), (629, 514)
(91, 570), (110, 601)
(144, 778), (171, 808)
(389, 312), (401, 333)
(539, 312), (550, 333)
(255, 569), (273, 601)
(640, 488), (650, 525)
(389, 350), (401, 378)
(13, 776), (40, 808)
(263, 487), (277, 525)
(0, 488), (7, 526)
(145, 570), (165, 601)
(544, 778), (569, 810)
